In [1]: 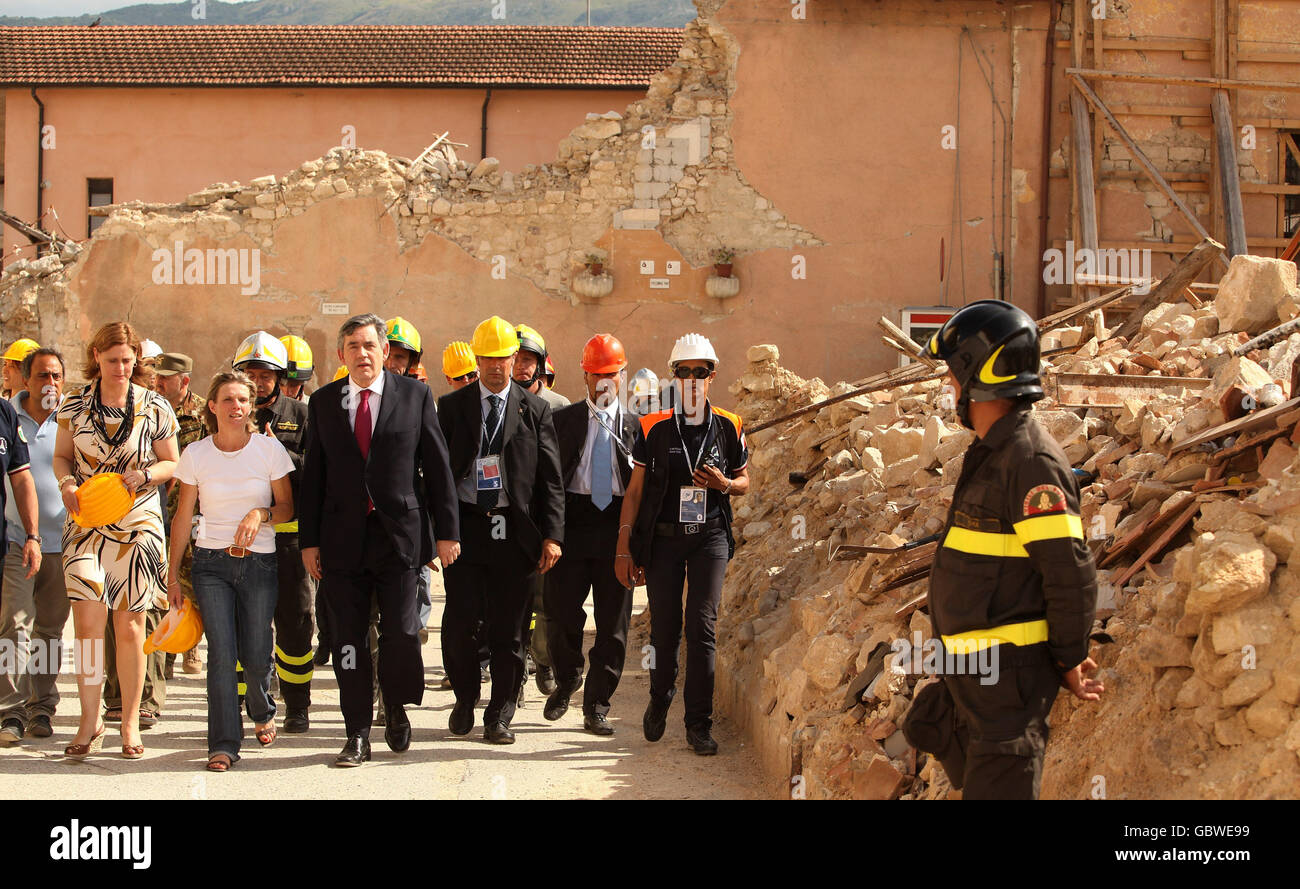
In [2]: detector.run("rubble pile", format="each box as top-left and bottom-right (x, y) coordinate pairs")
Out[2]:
(718, 253), (1300, 799)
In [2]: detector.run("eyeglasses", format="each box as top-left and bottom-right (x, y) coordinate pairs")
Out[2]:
(453, 371), (479, 383)
(673, 365), (712, 380)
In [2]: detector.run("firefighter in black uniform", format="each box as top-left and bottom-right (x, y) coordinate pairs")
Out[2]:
(901, 300), (1104, 800)
(232, 332), (315, 733)
(617, 333), (749, 756)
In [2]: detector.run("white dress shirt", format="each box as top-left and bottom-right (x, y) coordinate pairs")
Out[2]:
(457, 381), (512, 507)
(345, 370), (385, 435)
(568, 398), (628, 497)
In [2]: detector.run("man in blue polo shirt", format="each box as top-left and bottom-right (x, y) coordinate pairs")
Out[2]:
(1, 347), (66, 743)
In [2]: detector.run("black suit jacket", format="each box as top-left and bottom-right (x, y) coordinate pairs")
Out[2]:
(553, 400), (637, 493)
(437, 380), (564, 564)
(299, 371), (459, 572)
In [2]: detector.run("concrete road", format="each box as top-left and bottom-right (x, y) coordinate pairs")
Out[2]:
(0, 574), (765, 800)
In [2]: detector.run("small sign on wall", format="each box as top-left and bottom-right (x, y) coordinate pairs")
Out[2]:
(649, 278), (670, 289)
(665, 261), (682, 276)
(639, 260), (655, 275)
(322, 302), (350, 315)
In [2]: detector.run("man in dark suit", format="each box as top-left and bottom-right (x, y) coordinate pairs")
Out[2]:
(299, 313), (460, 767)
(438, 315), (564, 744)
(542, 334), (638, 735)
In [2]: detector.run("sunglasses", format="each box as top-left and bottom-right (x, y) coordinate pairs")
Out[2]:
(453, 371), (479, 383)
(673, 365), (713, 380)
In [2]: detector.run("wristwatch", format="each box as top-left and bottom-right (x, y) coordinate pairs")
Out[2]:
(141, 468), (152, 486)
(26, 534), (41, 545)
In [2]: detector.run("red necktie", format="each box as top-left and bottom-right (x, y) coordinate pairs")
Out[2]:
(355, 389), (373, 513)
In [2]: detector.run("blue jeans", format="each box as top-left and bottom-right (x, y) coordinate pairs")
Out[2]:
(191, 547), (279, 760)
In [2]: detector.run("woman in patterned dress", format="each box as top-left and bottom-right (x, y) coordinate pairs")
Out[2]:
(52, 322), (179, 759)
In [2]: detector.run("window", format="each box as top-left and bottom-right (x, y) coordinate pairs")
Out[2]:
(898, 307), (957, 367)
(87, 178), (113, 236)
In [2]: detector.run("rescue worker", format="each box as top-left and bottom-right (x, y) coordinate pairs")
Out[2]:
(544, 334), (638, 735)
(232, 332), (315, 733)
(616, 333), (749, 755)
(512, 324), (568, 699)
(544, 356), (557, 390)
(627, 367), (660, 418)
(900, 300), (1103, 800)
(2, 338), (39, 399)
(385, 317), (423, 377)
(154, 352), (206, 677)
(280, 335), (314, 402)
(443, 341), (478, 391)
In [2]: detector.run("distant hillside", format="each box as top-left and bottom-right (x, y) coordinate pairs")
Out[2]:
(0, 0), (697, 27)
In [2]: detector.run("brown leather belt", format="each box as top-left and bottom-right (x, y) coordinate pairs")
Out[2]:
(225, 545), (249, 558)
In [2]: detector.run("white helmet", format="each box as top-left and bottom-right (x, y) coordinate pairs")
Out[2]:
(628, 367), (661, 417)
(140, 339), (164, 359)
(668, 333), (718, 367)
(232, 331), (288, 372)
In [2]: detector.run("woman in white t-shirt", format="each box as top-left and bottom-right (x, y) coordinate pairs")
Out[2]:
(166, 372), (295, 772)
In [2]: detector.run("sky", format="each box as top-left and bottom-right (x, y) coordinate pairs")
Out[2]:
(0, 0), (256, 15)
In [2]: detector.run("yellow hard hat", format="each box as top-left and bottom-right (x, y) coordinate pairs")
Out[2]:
(144, 597), (204, 656)
(515, 323), (547, 359)
(280, 335), (314, 382)
(442, 341), (476, 379)
(333, 365), (349, 381)
(471, 316), (518, 358)
(2, 338), (39, 363)
(70, 473), (135, 529)
(386, 317), (423, 355)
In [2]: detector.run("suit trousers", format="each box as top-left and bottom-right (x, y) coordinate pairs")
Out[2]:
(442, 506), (534, 727)
(543, 537), (633, 716)
(321, 512), (423, 738)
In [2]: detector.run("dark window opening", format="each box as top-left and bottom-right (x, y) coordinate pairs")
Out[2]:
(87, 178), (113, 237)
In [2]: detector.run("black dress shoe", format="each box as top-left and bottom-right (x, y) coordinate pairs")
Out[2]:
(543, 690), (570, 721)
(484, 721), (515, 744)
(686, 726), (718, 756)
(283, 708), (310, 734)
(384, 705), (411, 752)
(584, 712), (614, 736)
(643, 696), (670, 742)
(535, 664), (557, 696)
(333, 734), (371, 767)
(448, 699), (476, 736)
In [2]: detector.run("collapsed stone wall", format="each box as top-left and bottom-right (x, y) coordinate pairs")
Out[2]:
(0, 7), (821, 373)
(718, 254), (1300, 799)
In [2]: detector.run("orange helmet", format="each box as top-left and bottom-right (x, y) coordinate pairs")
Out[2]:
(581, 333), (627, 374)
(70, 473), (135, 528)
(144, 597), (204, 655)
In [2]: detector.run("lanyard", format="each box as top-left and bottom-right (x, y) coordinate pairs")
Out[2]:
(481, 393), (506, 453)
(673, 406), (714, 475)
(587, 401), (632, 458)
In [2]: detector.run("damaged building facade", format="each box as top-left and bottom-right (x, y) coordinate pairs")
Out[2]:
(2, 0), (1300, 798)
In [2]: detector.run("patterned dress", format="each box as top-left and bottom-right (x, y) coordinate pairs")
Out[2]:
(58, 381), (180, 612)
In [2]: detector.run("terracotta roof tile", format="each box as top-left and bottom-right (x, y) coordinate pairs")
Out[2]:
(0, 25), (683, 88)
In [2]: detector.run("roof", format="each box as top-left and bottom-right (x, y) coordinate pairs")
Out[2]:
(0, 25), (683, 88)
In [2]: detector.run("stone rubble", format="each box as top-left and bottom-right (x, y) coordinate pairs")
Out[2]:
(719, 254), (1300, 799)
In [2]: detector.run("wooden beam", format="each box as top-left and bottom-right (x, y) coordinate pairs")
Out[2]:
(1112, 238), (1224, 341)
(1071, 90), (1100, 256)
(1067, 66), (1300, 94)
(1068, 73), (1226, 264)
(1212, 90), (1249, 257)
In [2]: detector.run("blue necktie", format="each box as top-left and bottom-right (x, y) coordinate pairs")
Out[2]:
(591, 412), (613, 511)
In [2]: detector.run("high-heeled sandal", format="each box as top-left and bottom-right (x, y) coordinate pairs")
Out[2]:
(64, 723), (106, 760)
(255, 720), (277, 747)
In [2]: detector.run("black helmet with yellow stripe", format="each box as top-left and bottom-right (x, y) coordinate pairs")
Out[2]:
(925, 300), (1042, 428)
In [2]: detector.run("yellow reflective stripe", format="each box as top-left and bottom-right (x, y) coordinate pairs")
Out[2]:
(1013, 513), (1083, 545)
(274, 520), (298, 533)
(274, 645), (315, 666)
(942, 619), (1049, 654)
(276, 664), (313, 684)
(942, 526), (1028, 558)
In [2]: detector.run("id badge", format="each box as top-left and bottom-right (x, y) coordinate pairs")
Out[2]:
(476, 455), (503, 491)
(678, 486), (706, 526)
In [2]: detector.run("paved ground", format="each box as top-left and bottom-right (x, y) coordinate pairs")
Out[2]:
(0, 573), (767, 800)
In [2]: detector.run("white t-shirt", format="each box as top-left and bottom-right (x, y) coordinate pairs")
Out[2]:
(174, 434), (295, 553)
